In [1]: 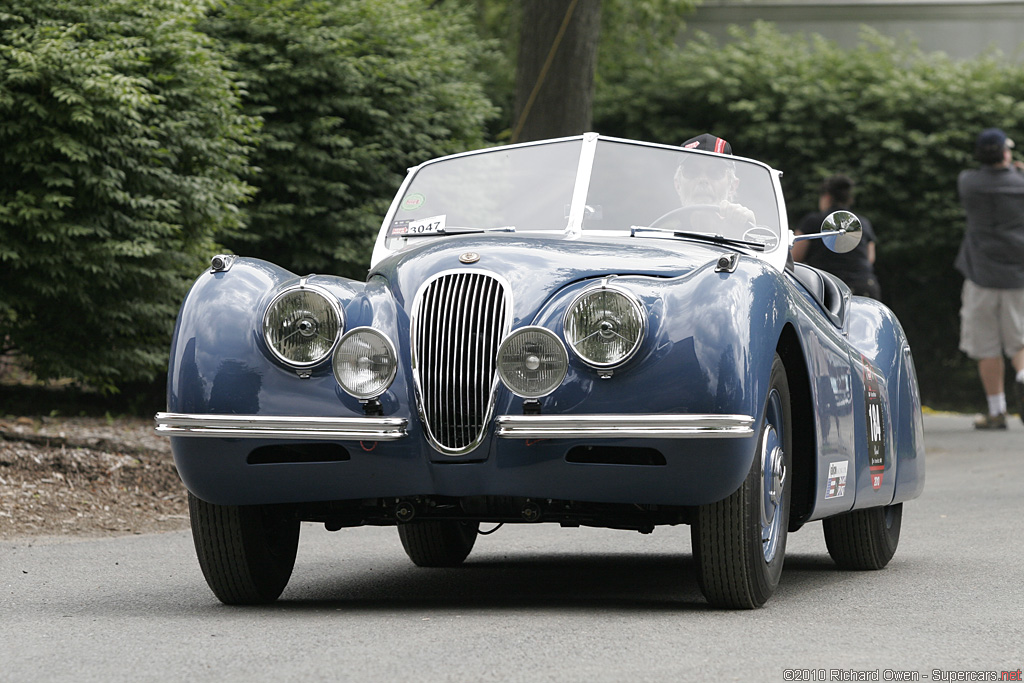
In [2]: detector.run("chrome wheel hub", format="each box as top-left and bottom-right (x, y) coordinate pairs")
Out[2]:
(760, 393), (787, 563)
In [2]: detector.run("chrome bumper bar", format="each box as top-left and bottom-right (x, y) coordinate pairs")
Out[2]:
(154, 413), (409, 441)
(155, 412), (753, 442)
(496, 414), (755, 439)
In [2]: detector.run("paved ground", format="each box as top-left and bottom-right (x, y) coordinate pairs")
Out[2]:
(1, 412), (1021, 682)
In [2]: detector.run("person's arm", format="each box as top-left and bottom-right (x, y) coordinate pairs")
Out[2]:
(791, 212), (819, 263)
(859, 216), (877, 265)
(719, 200), (755, 227)
(791, 230), (809, 262)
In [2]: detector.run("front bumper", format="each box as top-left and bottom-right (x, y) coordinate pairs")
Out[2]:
(154, 413), (409, 440)
(157, 411), (759, 508)
(496, 414), (754, 439)
(155, 412), (754, 440)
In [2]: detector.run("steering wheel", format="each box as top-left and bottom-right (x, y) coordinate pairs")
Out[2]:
(649, 204), (722, 230)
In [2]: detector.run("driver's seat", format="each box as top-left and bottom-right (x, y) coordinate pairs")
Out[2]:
(791, 263), (850, 328)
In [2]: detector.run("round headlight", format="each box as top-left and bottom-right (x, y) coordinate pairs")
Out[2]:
(564, 286), (644, 368)
(263, 286), (342, 366)
(497, 326), (568, 398)
(333, 327), (398, 399)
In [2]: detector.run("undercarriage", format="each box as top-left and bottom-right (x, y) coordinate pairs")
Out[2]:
(290, 495), (694, 534)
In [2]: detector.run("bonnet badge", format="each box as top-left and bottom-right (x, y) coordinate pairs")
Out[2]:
(459, 252), (480, 264)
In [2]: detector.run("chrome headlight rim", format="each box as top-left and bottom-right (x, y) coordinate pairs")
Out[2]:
(262, 283), (344, 368)
(497, 325), (569, 399)
(332, 326), (399, 400)
(563, 284), (646, 369)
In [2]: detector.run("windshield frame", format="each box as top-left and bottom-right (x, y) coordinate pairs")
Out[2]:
(370, 133), (789, 272)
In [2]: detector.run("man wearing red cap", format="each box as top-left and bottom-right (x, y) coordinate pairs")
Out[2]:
(673, 134), (755, 231)
(956, 127), (1024, 429)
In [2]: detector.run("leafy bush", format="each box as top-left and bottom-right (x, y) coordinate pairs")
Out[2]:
(0, 0), (257, 389)
(596, 23), (1024, 409)
(437, 0), (700, 140)
(201, 0), (498, 280)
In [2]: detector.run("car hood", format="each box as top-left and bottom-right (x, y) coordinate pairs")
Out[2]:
(368, 233), (724, 321)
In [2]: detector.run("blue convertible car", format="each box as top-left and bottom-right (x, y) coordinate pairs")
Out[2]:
(156, 133), (925, 608)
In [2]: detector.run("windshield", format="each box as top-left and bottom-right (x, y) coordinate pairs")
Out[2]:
(384, 140), (582, 246)
(585, 140), (781, 249)
(380, 136), (781, 252)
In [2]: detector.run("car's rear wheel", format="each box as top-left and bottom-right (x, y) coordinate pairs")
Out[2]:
(188, 492), (300, 605)
(398, 520), (479, 567)
(692, 354), (792, 608)
(823, 503), (902, 570)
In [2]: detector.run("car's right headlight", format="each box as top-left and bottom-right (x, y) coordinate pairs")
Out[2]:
(564, 285), (645, 368)
(333, 327), (398, 399)
(497, 326), (568, 398)
(263, 285), (343, 367)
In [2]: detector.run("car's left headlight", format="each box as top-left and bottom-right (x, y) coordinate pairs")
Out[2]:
(497, 326), (568, 398)
(263, 285), (343, 367)
(564, 285), (645, 368)
(333, 327), (398, 399)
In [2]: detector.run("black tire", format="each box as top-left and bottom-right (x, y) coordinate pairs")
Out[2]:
(188, 492), (300, 605)
(823, 503), (902, 570)
(398, 520), (479, 567)
(692, 354), (792, 609)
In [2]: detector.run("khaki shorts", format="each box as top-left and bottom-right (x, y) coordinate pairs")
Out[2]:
(959, 280), (1024, 359)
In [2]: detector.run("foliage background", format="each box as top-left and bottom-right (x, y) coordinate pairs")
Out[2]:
(200, 0), (497, 281)
(0, 0), (256, 390)
(3, 3), (1022, 411)
(451, 0), (700, 140)
(0, 0), (496, 393)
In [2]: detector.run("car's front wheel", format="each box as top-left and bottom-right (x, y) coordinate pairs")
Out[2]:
(398, 520), (479, 567)
(188, 492), (300, 605)
(692, 354), (792, 608)
(823, 503), (902, 570)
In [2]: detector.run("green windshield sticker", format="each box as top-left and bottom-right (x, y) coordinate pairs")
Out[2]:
(400, 193), (425, 211)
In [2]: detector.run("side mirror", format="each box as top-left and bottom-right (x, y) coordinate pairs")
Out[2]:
(820, 210), (862, 254)
(792, 209), (863, 253)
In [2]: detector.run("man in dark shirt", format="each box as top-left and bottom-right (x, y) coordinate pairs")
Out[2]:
(792, 174), (880, 299)
(956, 127), (1024, 429)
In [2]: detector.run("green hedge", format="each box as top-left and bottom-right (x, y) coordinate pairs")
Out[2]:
(0, 0), (256, 390)
(0, 0), (496, 390)
(596, 23), (1024, 410)
(201, 0), (497, 280)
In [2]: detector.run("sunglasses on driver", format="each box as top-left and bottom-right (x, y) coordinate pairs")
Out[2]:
(677, 157), (731, 181)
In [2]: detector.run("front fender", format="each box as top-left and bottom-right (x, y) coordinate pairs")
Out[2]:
(166, 258), (403, 418)
(491, 256), (790, 503)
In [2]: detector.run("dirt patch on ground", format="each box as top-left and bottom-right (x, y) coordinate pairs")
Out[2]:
(0, 416), (188, 540)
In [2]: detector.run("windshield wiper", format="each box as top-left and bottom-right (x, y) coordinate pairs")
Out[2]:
(630, 226), (765, 252)
(401, 226), (516, 237)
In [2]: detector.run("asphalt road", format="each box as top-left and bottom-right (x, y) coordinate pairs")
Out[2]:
(2, 413), (1022, 683)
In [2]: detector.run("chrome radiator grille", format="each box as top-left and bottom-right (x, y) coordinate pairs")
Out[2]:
(412, 271), (510, 454)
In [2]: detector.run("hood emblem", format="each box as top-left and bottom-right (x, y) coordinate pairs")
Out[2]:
(459, 252), (480, 264)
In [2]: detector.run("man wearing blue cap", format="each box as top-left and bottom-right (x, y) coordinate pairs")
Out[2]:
(956, 127), (1024, 429)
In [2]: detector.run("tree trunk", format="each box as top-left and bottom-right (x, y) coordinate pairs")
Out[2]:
(512, 0), (601, 143)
